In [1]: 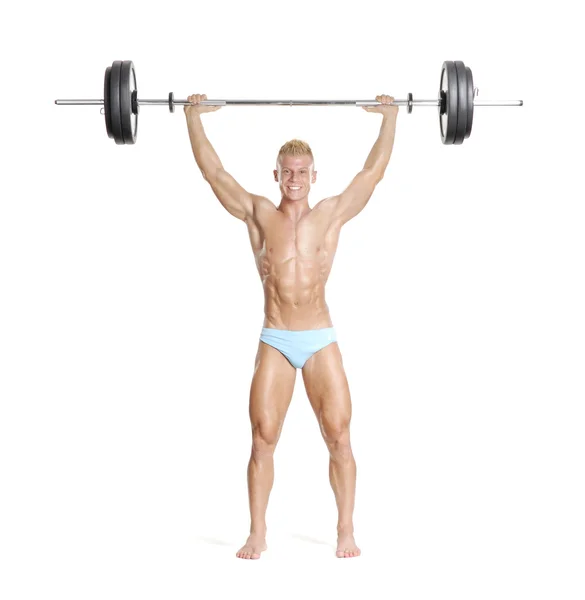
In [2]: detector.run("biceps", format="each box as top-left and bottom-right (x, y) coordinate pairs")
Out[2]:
(335, 169), (381, 224)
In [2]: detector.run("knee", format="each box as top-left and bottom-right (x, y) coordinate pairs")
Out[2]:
(251, 422), (280, 456)
(323, 422), (352, 459)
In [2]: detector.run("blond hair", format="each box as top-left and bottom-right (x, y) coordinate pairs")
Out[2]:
(276, 139), (314, 169)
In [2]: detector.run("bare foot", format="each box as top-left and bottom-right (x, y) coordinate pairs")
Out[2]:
(336, 529), (361, 558)
(236, 533), (267, 559)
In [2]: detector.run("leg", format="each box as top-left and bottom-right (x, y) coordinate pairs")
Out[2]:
(302, 342), (361, 558)
(236, 340), (296, 559)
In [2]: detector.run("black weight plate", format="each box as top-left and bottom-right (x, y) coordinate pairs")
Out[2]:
(120, 60), (138, 145)
(104, 66), (113, 139)
(109, 61), (125, 145)
(453, 61), (468, 145)
(465, 66), (474, 139)
(439, 61), (458, 145)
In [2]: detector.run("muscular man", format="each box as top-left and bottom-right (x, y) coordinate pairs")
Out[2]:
(185, 95), (398, 559)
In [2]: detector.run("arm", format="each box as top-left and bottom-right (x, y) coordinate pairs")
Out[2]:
(333, 100), (398, 225)
(185, 104), (254, 222)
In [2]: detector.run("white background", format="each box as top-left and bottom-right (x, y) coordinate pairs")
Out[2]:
(1, 1), (584, 598)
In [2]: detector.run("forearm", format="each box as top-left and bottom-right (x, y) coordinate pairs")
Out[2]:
(185, 113), (224, 180)
(363, 115), (397, 178)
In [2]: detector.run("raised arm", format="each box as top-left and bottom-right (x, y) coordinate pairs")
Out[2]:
(332, 95), (398, 225)
(185, 94), (254, 222)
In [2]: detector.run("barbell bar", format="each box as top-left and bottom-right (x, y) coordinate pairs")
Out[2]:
(55, 98), (522, 107)
(54, 59), (523, 146)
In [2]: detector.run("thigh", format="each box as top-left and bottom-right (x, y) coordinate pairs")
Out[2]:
(301, 342), (352, 436)
(249, 341), (297, 442)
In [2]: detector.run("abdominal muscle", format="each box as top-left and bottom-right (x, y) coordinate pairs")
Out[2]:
(261, 259), (334, 330)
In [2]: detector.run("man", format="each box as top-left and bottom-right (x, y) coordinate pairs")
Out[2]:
(185, 94), (398, 559)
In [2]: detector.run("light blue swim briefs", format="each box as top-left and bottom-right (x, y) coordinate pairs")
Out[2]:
(259, 327), (337, 369)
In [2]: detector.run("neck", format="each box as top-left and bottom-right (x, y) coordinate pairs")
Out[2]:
(278, 196), (310, 222)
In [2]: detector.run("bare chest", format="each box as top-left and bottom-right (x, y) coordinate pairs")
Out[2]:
(248, 207), (341, 279)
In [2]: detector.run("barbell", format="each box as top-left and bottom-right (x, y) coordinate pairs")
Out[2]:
(54, 59), (523, 146)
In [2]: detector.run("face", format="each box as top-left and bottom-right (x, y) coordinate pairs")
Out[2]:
(274, 154), (317, 201)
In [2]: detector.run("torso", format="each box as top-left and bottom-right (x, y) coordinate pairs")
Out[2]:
(246, 196), (341, 331)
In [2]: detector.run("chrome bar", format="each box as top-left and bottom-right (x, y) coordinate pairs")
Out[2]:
(473, 100), (523, 106)
(55, 98), (524, 107)
(138, 98), (440, 106)
(55, 99), (104, 105)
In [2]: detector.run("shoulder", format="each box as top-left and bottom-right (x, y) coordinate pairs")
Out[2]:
(312, 196), (342, 227)
(245, 194), (278, 227)
(312, 196), (339, 213)
(251, 194), (277, 212)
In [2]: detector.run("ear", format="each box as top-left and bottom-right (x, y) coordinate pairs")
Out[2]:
(273, 169), (279, 182)
(312, 170), (317, 183)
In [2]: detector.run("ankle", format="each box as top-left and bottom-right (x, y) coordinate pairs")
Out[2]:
(337, 524), (354, 535)
(250, 527), (267, 537)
